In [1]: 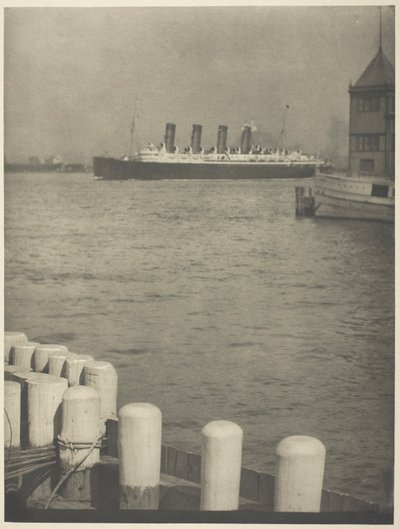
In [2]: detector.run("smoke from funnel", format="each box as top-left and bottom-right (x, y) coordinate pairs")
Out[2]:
(243, 120), (258, 132)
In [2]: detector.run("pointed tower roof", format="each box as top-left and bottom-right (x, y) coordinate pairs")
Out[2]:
(354, 47), (395, 88)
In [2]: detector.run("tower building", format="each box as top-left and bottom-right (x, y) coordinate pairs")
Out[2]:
(348, 47), (395, 179)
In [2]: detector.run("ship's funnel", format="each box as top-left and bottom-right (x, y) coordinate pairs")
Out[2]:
(191, 124), (202, 154)
(217, 125), (228, 154)
(241, 126), (252, 154)
(165, 123), (176, 153)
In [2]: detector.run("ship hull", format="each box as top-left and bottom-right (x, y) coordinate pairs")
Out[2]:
(93, 156), (318, 180)
(314, 173), (394, 223)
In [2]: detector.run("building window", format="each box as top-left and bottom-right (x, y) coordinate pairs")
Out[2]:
(371, 184), (389, 198)
(357, 97), (380, 112)
(387, 95), (395, 113)
(359, 159), (374, 174)
(355, 135), (380, 151)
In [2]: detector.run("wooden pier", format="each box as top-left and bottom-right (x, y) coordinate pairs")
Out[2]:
(295, 186), (316, 217)
(3, 331), (393, 523)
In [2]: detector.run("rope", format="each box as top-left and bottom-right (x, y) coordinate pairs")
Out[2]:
(44, 432), (103, 509)
(6, 461), (55, 480)
(57, 436), (103, 450)
(4, 408), (13, 475)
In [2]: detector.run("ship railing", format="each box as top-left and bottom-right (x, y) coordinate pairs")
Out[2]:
(136, 150), (318, 164)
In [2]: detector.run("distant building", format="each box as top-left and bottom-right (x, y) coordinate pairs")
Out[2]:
(28, 156), (41, 165)
(348, 46), (395, 179)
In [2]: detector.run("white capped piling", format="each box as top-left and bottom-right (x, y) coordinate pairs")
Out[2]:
(65, 353), (94, 386)
(33, 344), (68, 373)
(58, 386), (101, 501)
(200, 420), (243, 511)
(12, 370), (54, 383)
(10, 342), (38, 369)
(11, 371), (62, 448)
(4, 364), (31, 381)
(48, 351), (77, 378)
(4, 331), (28, 363)
(4, 381), (21, 449)
(118, 403), (162, 509)
(274, 435), (326, 512)
(82, 361), (118, 433)
(27, 374), (68, 447)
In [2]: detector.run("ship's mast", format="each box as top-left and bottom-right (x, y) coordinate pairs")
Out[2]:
(279, 104), (289, 150)
(128, 97), (139, 159)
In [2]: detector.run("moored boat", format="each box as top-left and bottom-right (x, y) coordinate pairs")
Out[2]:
(313, 172), (394, 222)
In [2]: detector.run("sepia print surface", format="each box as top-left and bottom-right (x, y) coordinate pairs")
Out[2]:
(3, 3), (395, 524)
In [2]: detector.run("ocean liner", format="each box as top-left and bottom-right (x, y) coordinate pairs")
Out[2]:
(93, 123), (323, 180)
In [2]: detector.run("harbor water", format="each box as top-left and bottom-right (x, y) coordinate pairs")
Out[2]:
(4, 172), (394, 504)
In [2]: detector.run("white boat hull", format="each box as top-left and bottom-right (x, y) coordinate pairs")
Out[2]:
(314, 173), (394, 223)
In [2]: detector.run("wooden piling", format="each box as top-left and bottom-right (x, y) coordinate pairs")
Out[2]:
(65, 354), (94, 386)
(274, 435), (326, 512)
(200, 420), (243, 511)
(4, 331), (28, 363)
(82, 361), (118, 433)
(4, 381), (21, 449)
(48, 351), (77, 378)
(295, 186), (304, 217)
(33, 344), (68, 373)
(118, 403), (162, 509)
(11, 371), (62, 449)
(10, 342), (39, 369)
(26, 375), (68, 448)
(58, 386), (101, 502)
(4, 364), (31, 381)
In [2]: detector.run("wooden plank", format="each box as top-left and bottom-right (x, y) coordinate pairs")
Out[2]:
(99, 456), (119, 510)
(321, 489), (330, 512)
(5, 475), (23, 493)
(106, 418), (118, 458)
(322, 488), (381, 513)
(240, 467), (259, 502)
(161, 444), (167, 474)
(160, 474), (201, 511)
(174, 449), (189, 481)
(258, 472), (274, 509)
(342, 493), (363, 512)
(325, 490), (344, 512)
(166, 446), (177, 477)
(187, 452), (201, 484)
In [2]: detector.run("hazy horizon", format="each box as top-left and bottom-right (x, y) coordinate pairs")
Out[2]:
(4, 5), (395, 164)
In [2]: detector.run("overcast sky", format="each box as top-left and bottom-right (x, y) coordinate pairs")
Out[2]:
(4, 5), (395, 163)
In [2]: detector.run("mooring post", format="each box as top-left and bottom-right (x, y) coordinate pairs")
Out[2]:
(82, 361), (118, 433)
(65, 353), (94, 386)
(58, 386), (101, 502)
(4, 331), (28, 363)
(295, 186), (305, 217)
(4, 381), (21, 449)
(200, 420), (243, 511)
(33, 344), (69, 373)
(48, 351), (77, 378)
(10, 342), (39, 369)
(4, 364), (31, 381)
(118, 403), (162, 509)
(274, 435), (326, 512)
(26, 374), (68, 448)
(11, 371), (46, 448)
